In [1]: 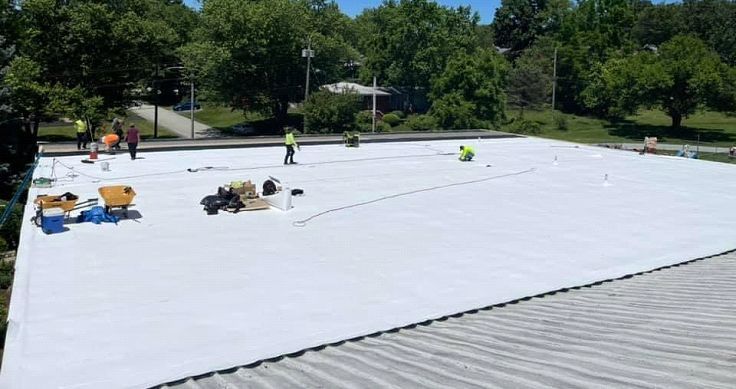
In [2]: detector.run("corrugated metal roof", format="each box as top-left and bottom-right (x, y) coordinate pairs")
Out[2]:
(160, 252), (736, 388)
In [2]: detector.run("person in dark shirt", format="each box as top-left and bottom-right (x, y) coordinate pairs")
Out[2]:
(125, 124), (140, 160)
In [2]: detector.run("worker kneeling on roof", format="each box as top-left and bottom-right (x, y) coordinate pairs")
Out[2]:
(102, 134), (119, 152)
(459, 145), (475, 161)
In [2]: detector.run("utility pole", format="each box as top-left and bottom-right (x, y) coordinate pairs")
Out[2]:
(154, 64), (159, 139)
(302, 36), (314, 102)
(552, 47), (558, 111)
(372, 76), (377, 133)
(190, 74), (195, 139)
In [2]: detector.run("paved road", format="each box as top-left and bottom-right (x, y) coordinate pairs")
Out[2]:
(129, 104), (213, 139)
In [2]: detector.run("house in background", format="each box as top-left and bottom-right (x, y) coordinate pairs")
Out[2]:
(321, 82), (391, 113)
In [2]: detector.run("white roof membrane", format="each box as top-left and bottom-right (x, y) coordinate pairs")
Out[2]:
(2, 138), (736, 388)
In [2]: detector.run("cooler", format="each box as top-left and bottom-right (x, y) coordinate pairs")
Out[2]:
(41, 208), (65, 234)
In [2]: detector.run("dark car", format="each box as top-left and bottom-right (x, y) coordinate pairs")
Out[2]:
(173, 101), (201, 111)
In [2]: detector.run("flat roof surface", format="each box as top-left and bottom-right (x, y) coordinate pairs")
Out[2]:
(3, 138), (736, 388)
(163, 251), (736, 389)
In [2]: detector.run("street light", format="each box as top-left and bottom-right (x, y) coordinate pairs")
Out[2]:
(146, 84), (162, 139)
(167, 66), (196, 139)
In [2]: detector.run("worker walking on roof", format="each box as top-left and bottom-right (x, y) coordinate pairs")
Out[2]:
(284, 127), (299, 165)
(459, 145), (475, 161)
(75, 118), (88, 150)
(125, 123), (140, 160)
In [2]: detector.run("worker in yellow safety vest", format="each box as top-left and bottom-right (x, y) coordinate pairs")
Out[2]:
(75, 118), (88, 150)
(459, 145), (475, 161)
(284, 127), (299, 165)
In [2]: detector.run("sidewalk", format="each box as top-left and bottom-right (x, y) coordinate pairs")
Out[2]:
(39, 130), (518, 156)
(128, 104), (212, 138)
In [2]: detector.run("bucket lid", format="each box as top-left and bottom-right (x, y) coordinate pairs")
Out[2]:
(42, 208), (65, 216)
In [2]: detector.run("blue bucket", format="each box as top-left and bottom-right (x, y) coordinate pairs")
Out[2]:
(41, 208), (65, 234)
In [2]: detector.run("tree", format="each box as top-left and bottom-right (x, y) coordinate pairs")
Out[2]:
(13, 0), (189, 133)
(492, 0), (569, 55)
(632, 3), (685, 47)
(0, 1), (18, 121)
(682, 0), (736, 65)
(582, 35), (736, 128)
(303, 90), (361, 133)
(181, 0), (356, 124)
(507, 43), (553, 116)
(429, 49), (508, 129)
(580, 52), (668, 118)
(355, 0), (479, 89)
(553, 0), (638, 113)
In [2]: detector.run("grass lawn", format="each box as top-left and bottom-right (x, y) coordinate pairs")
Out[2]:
(37, 112), (177, 142)
(189, 103), (254, 129)
(506, 109), (736, 146)
(187, 103), (301, 135)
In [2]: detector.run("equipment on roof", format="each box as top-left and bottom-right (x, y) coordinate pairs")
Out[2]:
(32, 177), (54, 188)
(98, 185), (136, 217)
(343, 131), (360, 147)
(262, 180), (277, 196)
(76, 206), (120, 225)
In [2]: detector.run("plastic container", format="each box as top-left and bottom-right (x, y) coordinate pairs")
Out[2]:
(41, 208), (65, 234)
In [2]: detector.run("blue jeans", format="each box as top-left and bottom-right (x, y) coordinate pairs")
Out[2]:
(461, 153), (474, 161)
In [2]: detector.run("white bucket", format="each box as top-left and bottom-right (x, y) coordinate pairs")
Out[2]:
(100, 162), (110, 172)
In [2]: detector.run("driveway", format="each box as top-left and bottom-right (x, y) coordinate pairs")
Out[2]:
(129, 104), (214, 138)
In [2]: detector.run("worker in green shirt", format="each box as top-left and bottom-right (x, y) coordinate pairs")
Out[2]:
(75, 118), (88, 150)
(284, 127), (299, 165)
(459, 145), (475, 161)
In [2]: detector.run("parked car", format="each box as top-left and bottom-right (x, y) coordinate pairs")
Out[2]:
(231, 123), (256, 135)
(173, 101), (201, 111)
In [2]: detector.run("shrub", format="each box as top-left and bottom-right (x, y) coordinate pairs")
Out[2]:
(382, 113), (401, 127)
(304, 90), (361, 133)
(553, 112), (569, 131)
(429, 93), (478, 129)
(405, 114), (438, 131)
(0, 260), (12, 289)
(375, 121), (392, 133)
(0, 201), (23, 251)
(390, 110), (406, 119)
(508, 119), (542, 135)
(355, 110), (373, 124)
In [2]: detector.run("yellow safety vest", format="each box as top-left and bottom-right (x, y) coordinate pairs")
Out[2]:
(75, 119), (87, 134)
(460, 146), (475, 159)
(285, 133), (297, 146)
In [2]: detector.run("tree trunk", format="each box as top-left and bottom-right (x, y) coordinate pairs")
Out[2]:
(670, 111), (683, 129)
(32, 118), (40, 139)
(273, 96), (289, 127)
(22, 118), (32, 136)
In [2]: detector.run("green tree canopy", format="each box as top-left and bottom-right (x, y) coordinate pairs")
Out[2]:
(429, 48), (508, 129)
(182, 0), (356, 124)
(303, 90), (361, 133)
(553, 0), (637, 112)
(492, 0), (569, 55)
(507, 38), (555, 115)
(582, 35), (736, 128)
(355, 0), (479, 89)
(11, 0), (194, 133)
